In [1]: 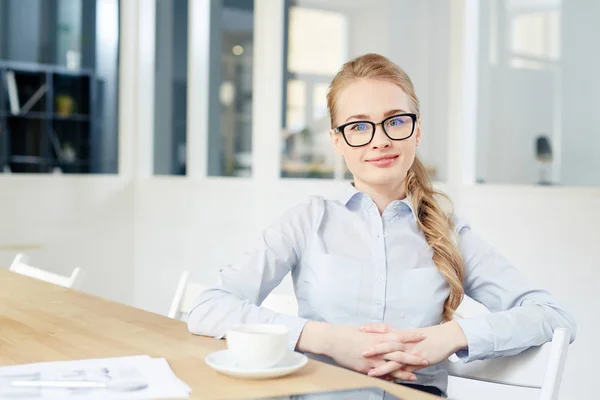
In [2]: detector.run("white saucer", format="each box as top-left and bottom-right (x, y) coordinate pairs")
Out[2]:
(205, 350), (308, 379)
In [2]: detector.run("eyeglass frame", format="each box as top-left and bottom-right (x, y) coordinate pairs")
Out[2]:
(332, 113), (419, 147)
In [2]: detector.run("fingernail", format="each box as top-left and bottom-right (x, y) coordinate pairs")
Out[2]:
(411, 376), (417, 381)
(360, 326), (366, 331)
(421, 360), (429, 365)
(368, 370), (376, 376)
(362, 351), (370, 357)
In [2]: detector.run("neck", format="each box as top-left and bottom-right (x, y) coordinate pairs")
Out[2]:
(354, 179), (407, 214)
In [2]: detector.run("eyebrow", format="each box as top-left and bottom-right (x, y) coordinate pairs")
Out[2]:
(343, 109), (408, 123)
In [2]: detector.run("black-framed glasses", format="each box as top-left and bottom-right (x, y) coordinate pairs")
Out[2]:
(333, 113), (418, 147)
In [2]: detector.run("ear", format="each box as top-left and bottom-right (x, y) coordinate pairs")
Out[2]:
(329, 129), (345, 156)
(414, 119), (422, 146)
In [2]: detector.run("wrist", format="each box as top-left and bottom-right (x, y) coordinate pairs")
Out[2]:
(444, 320), (468, 353)
(296, 321), (335, 355)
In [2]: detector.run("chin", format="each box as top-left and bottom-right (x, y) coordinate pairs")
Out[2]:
(357, 169), (407, 186)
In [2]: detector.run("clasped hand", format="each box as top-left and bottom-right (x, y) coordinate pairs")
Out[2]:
(335, 321), (467, 381)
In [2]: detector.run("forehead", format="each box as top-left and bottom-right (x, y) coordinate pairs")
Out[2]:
(335, 79), (410, 121)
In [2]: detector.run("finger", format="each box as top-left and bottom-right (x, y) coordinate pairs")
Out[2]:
(383, 351), (429, 367)
(360, 323), (392, 333)
(386, 330), (426, 343)
(390, 369), (417, 381)
(402, 365), (420, 373)
(367, 361), (402, 377)
(362, 342), (406, 357)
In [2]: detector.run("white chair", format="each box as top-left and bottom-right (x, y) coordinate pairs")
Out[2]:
(445, 328), (570, 400)
(168, 270), (299, 320)
(9, 253), (81, 288)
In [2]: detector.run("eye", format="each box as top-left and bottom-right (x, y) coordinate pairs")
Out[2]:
(349, 122), (370, 132)
(387, 117), (406, 127)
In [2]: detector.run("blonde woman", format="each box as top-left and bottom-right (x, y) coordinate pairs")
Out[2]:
(188, 53), (576, 397)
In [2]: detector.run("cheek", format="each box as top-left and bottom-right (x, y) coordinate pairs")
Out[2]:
(397, 142), (417, 165)
(342, 148), (365, 172)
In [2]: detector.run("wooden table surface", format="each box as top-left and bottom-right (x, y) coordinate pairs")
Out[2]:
(0, 269), (438, 400)
(0, 244), (43, 251)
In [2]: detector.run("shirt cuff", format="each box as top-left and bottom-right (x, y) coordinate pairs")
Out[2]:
(455, 316), (495, 362)
(272, 313), (310, 350)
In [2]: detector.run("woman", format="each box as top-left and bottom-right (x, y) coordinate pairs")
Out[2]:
(187, 53), (576, 397)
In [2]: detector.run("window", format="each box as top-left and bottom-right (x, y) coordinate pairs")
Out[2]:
(0, 0), (120, 174)
(207, 0), (254, 177)
(510, 10), (560, 69)
(476, 0), (600, 186)
(281, 5), (347, 179)
(154, 0), (188, 175)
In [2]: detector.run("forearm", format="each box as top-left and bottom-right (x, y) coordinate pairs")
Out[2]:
(187, 289), (308, 350)
(455, 302), (576, 362)
(296, 321), (336, 355)
(444, 320), (468, 354)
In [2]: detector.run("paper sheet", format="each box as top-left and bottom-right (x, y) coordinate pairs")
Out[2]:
(0, 355), (191, 399)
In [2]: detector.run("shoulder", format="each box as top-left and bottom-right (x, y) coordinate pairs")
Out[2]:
(275, 195), (326, 230)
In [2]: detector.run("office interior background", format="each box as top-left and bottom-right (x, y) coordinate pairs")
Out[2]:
(0, 0), (598, 398)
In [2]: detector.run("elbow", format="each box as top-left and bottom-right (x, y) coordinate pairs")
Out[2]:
(186, 292), (219, 337)
(544, 302), (577, 344)
(186, 304), (204, 335)
(564, 313), (577, 344)
(554, 303), (577, 344)
(186, 289), (237, 339)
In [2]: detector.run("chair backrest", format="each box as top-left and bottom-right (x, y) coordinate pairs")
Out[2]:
(9, 253), (81, 289)
(445, 328), (570, 400)
(168, 270), (299, 320)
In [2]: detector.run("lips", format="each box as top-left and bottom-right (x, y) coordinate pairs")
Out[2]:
(365, 154), (399, 168)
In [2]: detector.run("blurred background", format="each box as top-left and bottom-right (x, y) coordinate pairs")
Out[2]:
(0, 0), (597, 398)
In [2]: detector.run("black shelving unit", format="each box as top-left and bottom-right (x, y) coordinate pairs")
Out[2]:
(0, 61), (97, 174)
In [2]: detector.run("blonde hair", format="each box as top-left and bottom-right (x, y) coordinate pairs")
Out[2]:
(327, 53), (464, 322)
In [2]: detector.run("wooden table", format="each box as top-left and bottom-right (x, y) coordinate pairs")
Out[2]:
(0, 269), (438, 400)
(0, 244), (43, 251)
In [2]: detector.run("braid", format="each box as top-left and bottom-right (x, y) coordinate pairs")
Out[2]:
(406, 158), (465, 322)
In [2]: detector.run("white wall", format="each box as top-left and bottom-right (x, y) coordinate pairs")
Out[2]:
(0, 177), (135, 305)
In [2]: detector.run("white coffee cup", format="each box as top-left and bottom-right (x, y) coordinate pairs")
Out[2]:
(225, 324), (289, 369)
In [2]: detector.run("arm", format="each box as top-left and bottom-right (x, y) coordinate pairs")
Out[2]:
(454, 222), (577, 362)
(186, 197), (323, 350)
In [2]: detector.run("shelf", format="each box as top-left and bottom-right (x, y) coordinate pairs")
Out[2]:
(8, 155), (53, 164)
(6, 155), (89, 166)
(1, 63), (96, 174)
(0, 60), (95, 77)
(0, 112), (90, 122)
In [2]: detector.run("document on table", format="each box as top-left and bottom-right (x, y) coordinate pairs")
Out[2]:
(0, 355), (191, 399)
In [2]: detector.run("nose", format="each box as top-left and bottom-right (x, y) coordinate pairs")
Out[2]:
(370, 123), (391, 149)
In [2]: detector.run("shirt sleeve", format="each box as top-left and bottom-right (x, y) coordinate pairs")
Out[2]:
(186, 196), (324, 350)
(453, 219), (577, 362)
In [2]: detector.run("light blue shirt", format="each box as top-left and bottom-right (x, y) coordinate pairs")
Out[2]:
(187, 184), (576, 395)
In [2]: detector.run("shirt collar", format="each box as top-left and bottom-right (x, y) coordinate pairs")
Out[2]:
(338, 183), (416, 217)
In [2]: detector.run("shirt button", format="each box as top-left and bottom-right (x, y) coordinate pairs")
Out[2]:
(375, 301), (383, 308)
(378, 276), (385, 282)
